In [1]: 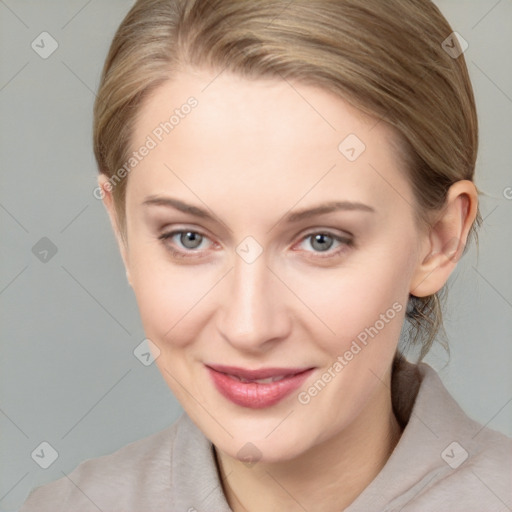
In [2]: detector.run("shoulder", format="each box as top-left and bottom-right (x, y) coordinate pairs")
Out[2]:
(407, 425), (512, 511)
(19, 415), (185, 512)
(401, 362), (512, 510)
(350, 359), (512, 512)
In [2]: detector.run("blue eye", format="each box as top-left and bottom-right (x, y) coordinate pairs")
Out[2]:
(298, 232), (353, 259)
(158, 229), (353, 260)
(158, 230), (211, 259)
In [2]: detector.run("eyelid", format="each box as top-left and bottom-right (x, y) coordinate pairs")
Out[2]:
(299, 227), (353, 242)
(158, 226), (354, 259)
(292, 230), (354, 259)
(158, 228), (215, 249)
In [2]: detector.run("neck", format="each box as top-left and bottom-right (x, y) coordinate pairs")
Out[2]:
(214, 382), (403, 512)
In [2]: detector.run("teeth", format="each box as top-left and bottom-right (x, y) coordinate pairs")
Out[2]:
(233, 375), (289, 383)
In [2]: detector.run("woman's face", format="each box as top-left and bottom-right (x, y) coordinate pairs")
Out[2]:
(114, 67), (429, 462)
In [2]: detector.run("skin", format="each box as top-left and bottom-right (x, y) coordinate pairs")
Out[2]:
(99, 67), (478, 511)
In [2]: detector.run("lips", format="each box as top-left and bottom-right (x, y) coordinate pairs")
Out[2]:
(206, 364), (314, 409)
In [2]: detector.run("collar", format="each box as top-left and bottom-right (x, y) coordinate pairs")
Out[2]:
(170, 359), (482, 511)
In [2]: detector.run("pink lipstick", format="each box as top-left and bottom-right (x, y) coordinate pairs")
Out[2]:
(206, 364), (314, 409)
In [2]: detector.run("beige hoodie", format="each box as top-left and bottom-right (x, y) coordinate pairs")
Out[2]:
(19, 359), (512, 511)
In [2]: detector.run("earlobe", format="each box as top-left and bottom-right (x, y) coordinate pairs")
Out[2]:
(97, 174), (132, 287)
(409, 180), (477, 298)
(410, 235), (465, 297)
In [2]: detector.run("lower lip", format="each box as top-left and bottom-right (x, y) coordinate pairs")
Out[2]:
(207, 367), (314, 409)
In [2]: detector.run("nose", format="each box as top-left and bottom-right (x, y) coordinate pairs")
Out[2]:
(217, 249), (291, 353)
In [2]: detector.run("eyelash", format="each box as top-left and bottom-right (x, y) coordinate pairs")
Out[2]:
(157, 228), (354, 261)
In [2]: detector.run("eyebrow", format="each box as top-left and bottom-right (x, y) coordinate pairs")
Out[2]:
(142, 195), (376, 223)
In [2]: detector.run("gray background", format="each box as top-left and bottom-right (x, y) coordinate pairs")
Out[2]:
(1, 1), (511, 510)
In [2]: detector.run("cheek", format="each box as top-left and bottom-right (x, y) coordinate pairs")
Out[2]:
(129, 251), (219, 348)
(128, 229), (414, 358)
(294, 252), (407, 314)
(293, 248), (411, 357)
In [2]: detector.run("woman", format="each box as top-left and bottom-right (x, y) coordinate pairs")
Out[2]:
(20, 0), (511, 510)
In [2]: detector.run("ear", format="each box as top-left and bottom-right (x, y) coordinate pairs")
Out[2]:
(97, 174), (132, 287)
(410, 180), (478, 297)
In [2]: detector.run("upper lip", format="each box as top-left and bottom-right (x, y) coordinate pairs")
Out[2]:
(206, 364), (314, 380)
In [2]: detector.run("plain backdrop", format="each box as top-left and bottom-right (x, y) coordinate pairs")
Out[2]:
(1, 1), (511, 510)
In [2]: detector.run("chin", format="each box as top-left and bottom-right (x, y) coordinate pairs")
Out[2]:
(222, 435), (312, 465)
(207, 413), (321, 464)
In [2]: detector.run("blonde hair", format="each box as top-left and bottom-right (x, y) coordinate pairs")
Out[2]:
(93, 0), (481, 361)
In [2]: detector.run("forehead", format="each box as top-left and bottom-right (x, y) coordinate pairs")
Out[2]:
(133, 67), (382, 152)
(127, 68), (411, 214)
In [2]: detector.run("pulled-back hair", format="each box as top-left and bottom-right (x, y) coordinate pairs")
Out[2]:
(93, 0), (481, 361)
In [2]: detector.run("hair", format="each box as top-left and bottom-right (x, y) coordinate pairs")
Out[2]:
(93, 0), (482, 362)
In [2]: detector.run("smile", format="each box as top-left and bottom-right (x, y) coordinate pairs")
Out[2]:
(205, 364), (315, 409)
